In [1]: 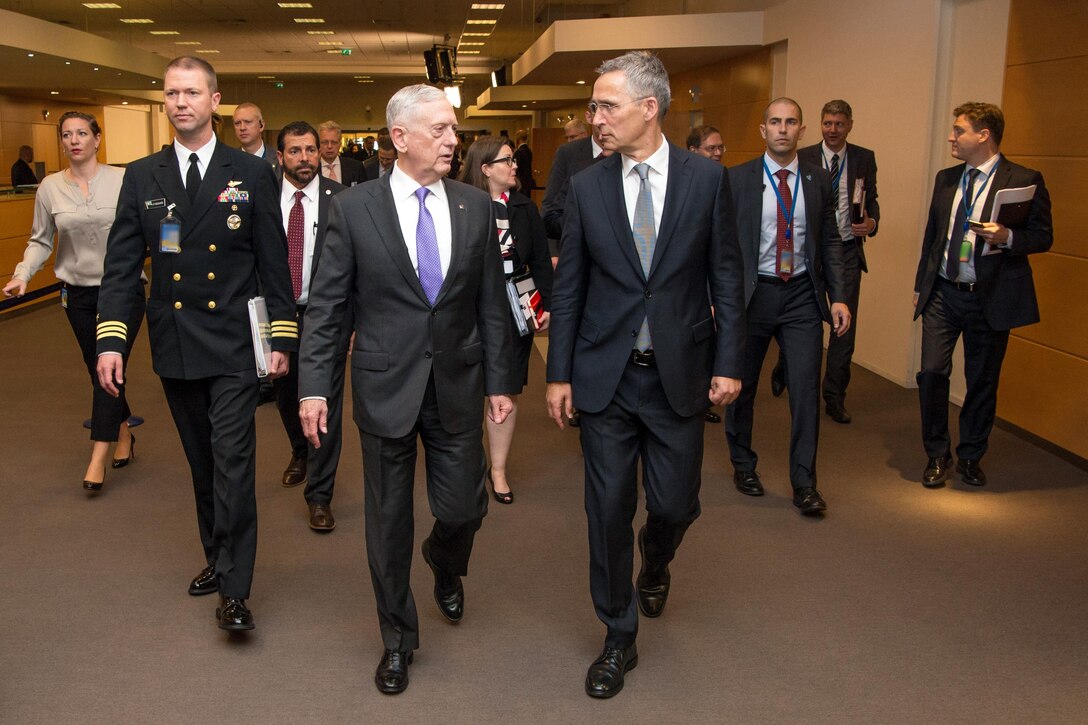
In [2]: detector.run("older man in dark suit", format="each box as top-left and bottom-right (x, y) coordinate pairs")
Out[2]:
(96, 56), (297, 632)
(317, 120), (366, 186)
(547, 51), (745, 699)
(913, 102), (1052, 488)
(725, 97), (850, 516)
(268, 121), (347, 530)
(298, 84), (515, 695)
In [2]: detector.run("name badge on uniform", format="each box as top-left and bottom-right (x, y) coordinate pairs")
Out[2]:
(160, 204), (181, 254)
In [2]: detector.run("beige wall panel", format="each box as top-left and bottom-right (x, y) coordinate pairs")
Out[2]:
(1011, 254), (1088, 359)
(998, 336), (1088, 460)
(1015, 156), (1085, 259)
(1006, 0), (1088, 66)
(727, 48), (773, 104)
(1002, 56), (1088, 158)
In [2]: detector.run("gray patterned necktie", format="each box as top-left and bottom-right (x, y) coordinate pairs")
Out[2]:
(632, 162), (656, 351)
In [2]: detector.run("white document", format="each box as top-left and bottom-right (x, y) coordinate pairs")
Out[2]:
(248, 296), (272, 377)
(981, 184), (1037, 256)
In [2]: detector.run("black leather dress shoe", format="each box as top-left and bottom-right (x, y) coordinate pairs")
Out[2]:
(282, 454), (307, 487)
(922, 455), (953, 488)
(792, 487), (827, 515)
(308, 503), (336, 531)
(585, 643), (638, 698)
(421, 538), (464, 623)
(636, 527), (670, 618)
(733, 470), (764, 496)
(375, 649), (413, 694)
(704, 409), (722, 424)
(825, 401), (852, 424)
(957, 458), (987, 486)
(188, 565), (218, 596)
(216, 596), (254, 631)
(770, 362), (786, 397)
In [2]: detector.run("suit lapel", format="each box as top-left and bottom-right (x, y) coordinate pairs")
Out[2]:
(312, 178), (334, 274)
(649, 144), (691, 277)
(599, 154), (645, 280)
(188, 142), (233, 234)
(368, 174), (431, 305)
(436, 180), (468, 306)
(742, 160), (764, 255)
(799, 164), (821, 267)
(151, 147), (190, 220)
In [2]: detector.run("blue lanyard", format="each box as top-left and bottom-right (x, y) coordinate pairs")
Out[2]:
(961, 165), (994, 231)
(822, 149), (845, 190)
(763, 159), (801, 240)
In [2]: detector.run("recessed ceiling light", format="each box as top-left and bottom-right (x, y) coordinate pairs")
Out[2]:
(257, 75), (275, 79)
(196, 49), (220, 53)
(317, 41), (343, 45)
(293, 17), (325, 23)
(575, 80), (585, 85)
(471, 3), (505, 9)
(120, 18), (154, 23)
(466, 19), (496, 24)
(353, 75), (370, 79)
(306, 30), (334, 34)
(82, 2), (121, 8)
(458, 50), (481, 55)
(459, 42), (484, 46)
(93, 66), (100, 71)
(461, 32), (491, 37)
(122, 101), (129, 105)
(357, 80), (374, 84)
(149, 30), (179, 35)
(278, 2), (312, 6)
(50, 91), (60, 95)
(175, 41), (202, 45)
(65, 60), (71, 65)
(27, 53), (34, 57)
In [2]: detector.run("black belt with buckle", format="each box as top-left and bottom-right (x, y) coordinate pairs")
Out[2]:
(630, 349), (656, 367)
(940, 277), (976, 293)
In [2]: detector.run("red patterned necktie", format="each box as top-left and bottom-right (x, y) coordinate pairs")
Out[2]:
(775, 168), (793, 281)
(287, 190), (305, 300)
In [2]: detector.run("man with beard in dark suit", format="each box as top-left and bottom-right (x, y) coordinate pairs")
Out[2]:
(725, 97), (850, 516)
(298, 84), (515, 695)
(913, 102), (1052, 488)
(96, 56), (297, 632)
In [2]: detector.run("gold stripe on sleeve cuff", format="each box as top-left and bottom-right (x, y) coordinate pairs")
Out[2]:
(96, 322), (128, 341)
(270, 320), (299, 339)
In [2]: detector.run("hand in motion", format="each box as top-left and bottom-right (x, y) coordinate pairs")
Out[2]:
(709, 376), (741, 406)
(267, 351), (289, 380)
(300, 399), (327, 449)
(546, 382), (574, 429)
(831, 302), (852, 337)
(488, 395), (514, 425)
(2, 279), (27, 298)
(96, 353), (124, 397)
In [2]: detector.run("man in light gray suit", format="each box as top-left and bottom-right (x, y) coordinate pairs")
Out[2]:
(298, 84), (516, 695)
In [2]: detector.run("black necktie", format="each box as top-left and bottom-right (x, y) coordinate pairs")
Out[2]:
(946, 168), (980, 281)
(830, 153), (840, 182)
(186, 152), (201, 202)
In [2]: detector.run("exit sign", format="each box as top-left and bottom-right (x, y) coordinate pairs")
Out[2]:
(274, 82), (285, 89)
(340, 48), (352, 56)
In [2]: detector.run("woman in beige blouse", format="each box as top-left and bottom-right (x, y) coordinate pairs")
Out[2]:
(2, 112), (145, 492)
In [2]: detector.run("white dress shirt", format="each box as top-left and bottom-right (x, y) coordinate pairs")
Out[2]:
(940, 153), (1001, 284)
(322, 157), (342, 183)
(389, 161), (453, 280)
(759, 153), (809, 277)
(280, 175), (320, 304)
(173, 136), (216, 188)
(620, 134), (669, 236)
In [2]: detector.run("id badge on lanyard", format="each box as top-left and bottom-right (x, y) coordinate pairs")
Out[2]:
(160, 204), (181, 254)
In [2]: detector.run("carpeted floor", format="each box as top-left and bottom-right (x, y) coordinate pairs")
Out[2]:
(1, 301), (1086, 724)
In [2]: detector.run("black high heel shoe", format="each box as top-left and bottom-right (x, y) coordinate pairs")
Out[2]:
(112, 433), (136, 469)
(84, 464), (105, 492)
(487, 468), (514, 505)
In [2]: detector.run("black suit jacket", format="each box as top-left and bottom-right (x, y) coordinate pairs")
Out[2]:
(97, 140), (297, 378)
(258, 144), (281, 178)
(298, 173), (517, 438)
(505, 190), (554, 309)
(547, 143), (746, 417)
(514, 143), (535, 192)
(10, 158), (37, 186)
(797, 142), (879, 271)
(728, 156), (846, 321)
(913, 156), (1052, 330)
(321, 156), (366, 186)
(541, 136), (596, 239)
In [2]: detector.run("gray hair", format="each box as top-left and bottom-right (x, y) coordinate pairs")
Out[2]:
(387, 84), (448, 130)
(596, 51), (671, 120)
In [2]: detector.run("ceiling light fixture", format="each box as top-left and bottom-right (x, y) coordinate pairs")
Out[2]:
(444, 85), (461, 108)
(196, 49), (220, 53)
(293, 17), (325, 23)
(466, 19), (496, 24)
(306, 30), (334, 34)
(457, 50), (480, 55)
(27, 53), (35, 57)
(461, 32), (491, 36)
(459, 42), (484, 46)
(277, 2), (312, 6)
(120, 18), (154, 23)
(470, 3), (505, 9)
(175, 41), (202, 45)
(149, 30), (180, 35)
(50, 91), (60, 95)
(82, 2), (121, 8)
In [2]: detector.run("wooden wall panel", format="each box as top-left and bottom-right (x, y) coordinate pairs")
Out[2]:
(1012, 254), (1088, 359)
(0, 197), (55, 305)
(998, 0), (1088, 459)
(1002, 56), (1088, 158)
(1006, 0), (1088, 66)
(998, 337), (1088, 460)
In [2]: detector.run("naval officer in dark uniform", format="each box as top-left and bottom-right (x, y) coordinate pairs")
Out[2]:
(96, 56), (298, 632)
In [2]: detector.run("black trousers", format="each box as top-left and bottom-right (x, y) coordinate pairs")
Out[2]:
(359, 374), (487, 652)
(273, 307), (347, 504)
(822, 240), (862, 405)
(160, 370), (260, 599)
(579, 358), (704, 648)
(918, 279), (1010, 460)
(63, 283), (145, 441)
(727, 274), (824, 489)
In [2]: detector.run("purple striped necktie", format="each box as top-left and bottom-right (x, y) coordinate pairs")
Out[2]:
(414, 187), (443, 304)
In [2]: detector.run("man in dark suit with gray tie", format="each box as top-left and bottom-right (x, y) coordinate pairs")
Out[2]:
(269, 121), (347, 530)
(298, 84), (516, 695)
(913, 102), (1052, 488)
(96, 56), (297, 632)
(725, 97), (850, 516)
(547, 51), (745, 699)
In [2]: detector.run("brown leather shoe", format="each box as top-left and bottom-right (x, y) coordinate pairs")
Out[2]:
(308, 503), (336, 531)
(282, 454), (307, 487)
